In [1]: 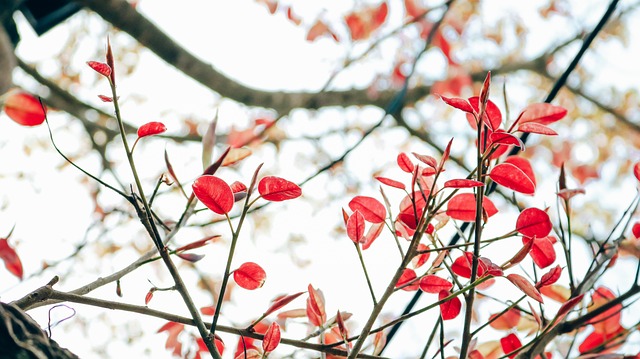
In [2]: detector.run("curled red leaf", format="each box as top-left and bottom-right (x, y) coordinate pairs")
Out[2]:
(86, 61), (112, 77)
(500, 333), (522, 358)
(262, 322), (281, 353)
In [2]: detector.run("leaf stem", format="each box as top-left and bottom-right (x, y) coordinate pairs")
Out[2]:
(355, 243), (378, 306)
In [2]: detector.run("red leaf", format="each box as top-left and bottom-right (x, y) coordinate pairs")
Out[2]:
(525, 236), (556, 268)
(306, 19), (339, 42)
(587, 287), (622, 334)
(362, 222), (385, 250)
(419, 275), (453, 293)
(256, 0), (277, 14)
(176, 253), (205, 262)
(516, 208), (552, 238)
(375, 176), (405, 190)
(258, 176), (301, 202)
(517, 103), (567, 125)
(634, 163), (640, 182)
(506, 274), (543, 303)
(263, 291), (305, 317)
(404, 0), (422, 18)
(451, 252), (477, 279)
(578, 327), (624, 354)
(145, 288), (155, 305)
(439, 291), (461, 320)
(97, 95), (114, 102)
(446, 193), (498, 222)
(397, 152), (415, 173)
(86, 61), (111, 77)
(504, 156), (536, 187)
(396, 268), (419, 291)
(518, 123), (558, 136)
(345, 2), (388, 41)
(262, 322), (281, 353)
(440, 95), (474, 113)
(489, 163), (536, 195)
(347, 210), (366, 243)
(444, 179), (484, 189)
(536, 265), (562, 288)
(192, 176), (234, 214)
(137, 121), (167, 138)
(467, 97), (502, 131)
(0, 238), (23, 280)
(412, 153), (438, 168)
(307, 284), (326, 326)
(222, 147), (252, 166)
(200, 306), (216, 316)
(349, 196), (386, 223)
(490, 130), (525, 148)
(3, 91), (46, 126)
(437, 139), (454, 174)
(233, 262), (266, 290)
(286, 7), (302, 25)
(500, 333), (522, 358)
(555, 294), (584, 320)
(633, 222), (640, 239)
(489, 308), (521, 330)
(412, 243), (430, 268)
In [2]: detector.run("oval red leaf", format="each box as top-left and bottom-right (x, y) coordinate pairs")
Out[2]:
(517, 103), (567, 125)
(419, 275), (453, 293)
(395, 268), (419, 291)
(307, 284), (326, 326)
(444, 179), (484, 189)
(347, 210), (366, 243)
(468, 97), (502, 131)
(525, 235), (556, 268)
(192, 176), (234, 214)
(3, 91), (46, 126)
(397, 152), (415, 173)
(489, 163), (535, 195)
(258, 176), (302, 202)
(233, 262), (266, 290)
(137, 121), (167, 138)
(87, 61), (112, 77)
(375, 176), (405, 190)
(440, 95), (474, 113)
(506, 273), (543, 303)
(439, 291), (461, 320)
(349, 196), (386, 223)
(536, 265), (562, 288)
(634, 163), (640, 182)
(362, 222), (385, 250)
(262, 322), (281, 353)
(490, 130), (525, 148)
(516, 208), (552, 238)
(504, 156), (536, 187)
(517, 122), (557, 136)
(489, 308), (521, 330)
(446, 193), (499, 222)
(500, 333), (522, 358)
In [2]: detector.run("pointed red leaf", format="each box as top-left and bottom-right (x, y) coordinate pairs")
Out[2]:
(516, 208), (552, 238)
(307, 284), (326, 326)
(556, 294), (584, 320)
(412, 243), (430, 268)
(502, 239), (534, 269)
(446, 193), (498, 222)
(362, 222), (385, 250)
(263, 291), (305, 317)
(412, 152), (438, 168)
(87, 61), (112, 77)
(375, 176), (406, 190)
(490, 130), (525, 148)
(233, 262), (266, 290)
(192, 175), (234, 214)
(506, 274), (543, 303)
(145, 288), (155, 305)
(517, 123), (557, 136)
(467, 97), (502, 131)
(347, 210), (366, 243)
(536, 265), (562, 288)
(437, 139), (454, 174)
(262, 322), (281, 353)
(419, 275), (453, 293)
(500, 333), (522, 358)
(3, 91), (46, 126)
(439, 291), (461, 320)
(396, 268), (419, 291)
(525, 235), (556, 268)
(258, 176), (301, 202)
(517, 103), (567, 125)
(397, 152), (415, 173)
(349, 196), (386, 223)
(489, 163), (536, 195)
(504, 156), (536, 187)
(97, 95), (114, 102)
(444, 179), (484, 188)
(137, 121), (167, 138)
(0, 238), (23, 279)
(440, 95), (474, 113)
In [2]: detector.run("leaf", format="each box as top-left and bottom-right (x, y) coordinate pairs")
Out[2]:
(306, 19), (339, 42)
(145, 288), (155, 305)
(262, 291), (305, 318)
(200, 306), (216, 316)
(504, 156), (536, 187)
(233, 262), (266, 290)
(97, 95), (114, 102)
(443, 179), (484, 188)
(344, 2), (388, 41)
(526, 236), (556, 268)
(349, 196), (386, 223)
(412, 243), (430, 268)
(446, 193), (498, 222)
(137, 121), (167, 138)
(306, 284), (326, 326)
(468, 97), (502, 131)
(0, 238), (23, 279)
(502, 239), (534, 269)
(555, 294), (584, 320)
(633, 222), (640, 239)
(437, 139), (454, 174)
(587, 286), (622, 334)
(412, 153), (438, 168)
(489, 163), (535, 195)
(86, 61), (112, 77)
(202, 113), (218, 169)
(517, 103), (567, 125)
(192, 176), (234, 214)
(375, 176), (405, 190)
(262, 322), (281, 353)
(506, 274), (543, 303)
(439, 291), (461, 320)
(347, 210), (366, 243)
(516, 208), (552, 238)
(451, 252), (474, 278)
(336, 310), (349, 343)
(419, 275), (453, 293)
(397, 152), (415, 173)
(536, 265), (562, 288)
(361, 222), (385, 250)
(517, 123), (558, 136)
(2, 90), (46, 126)
(489, 130), (525, 149)
(500, 333), (522, 358)
(634, 162), (640, 182)
(396, 268), (419, 291)
(222, 147), (252, 166)
(489, 308), (521, 330)
(176, 253), (205, 262)
(440, 95), (475, 113)
(258, 176), (302, 202)
(540, 284), (570, 302)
